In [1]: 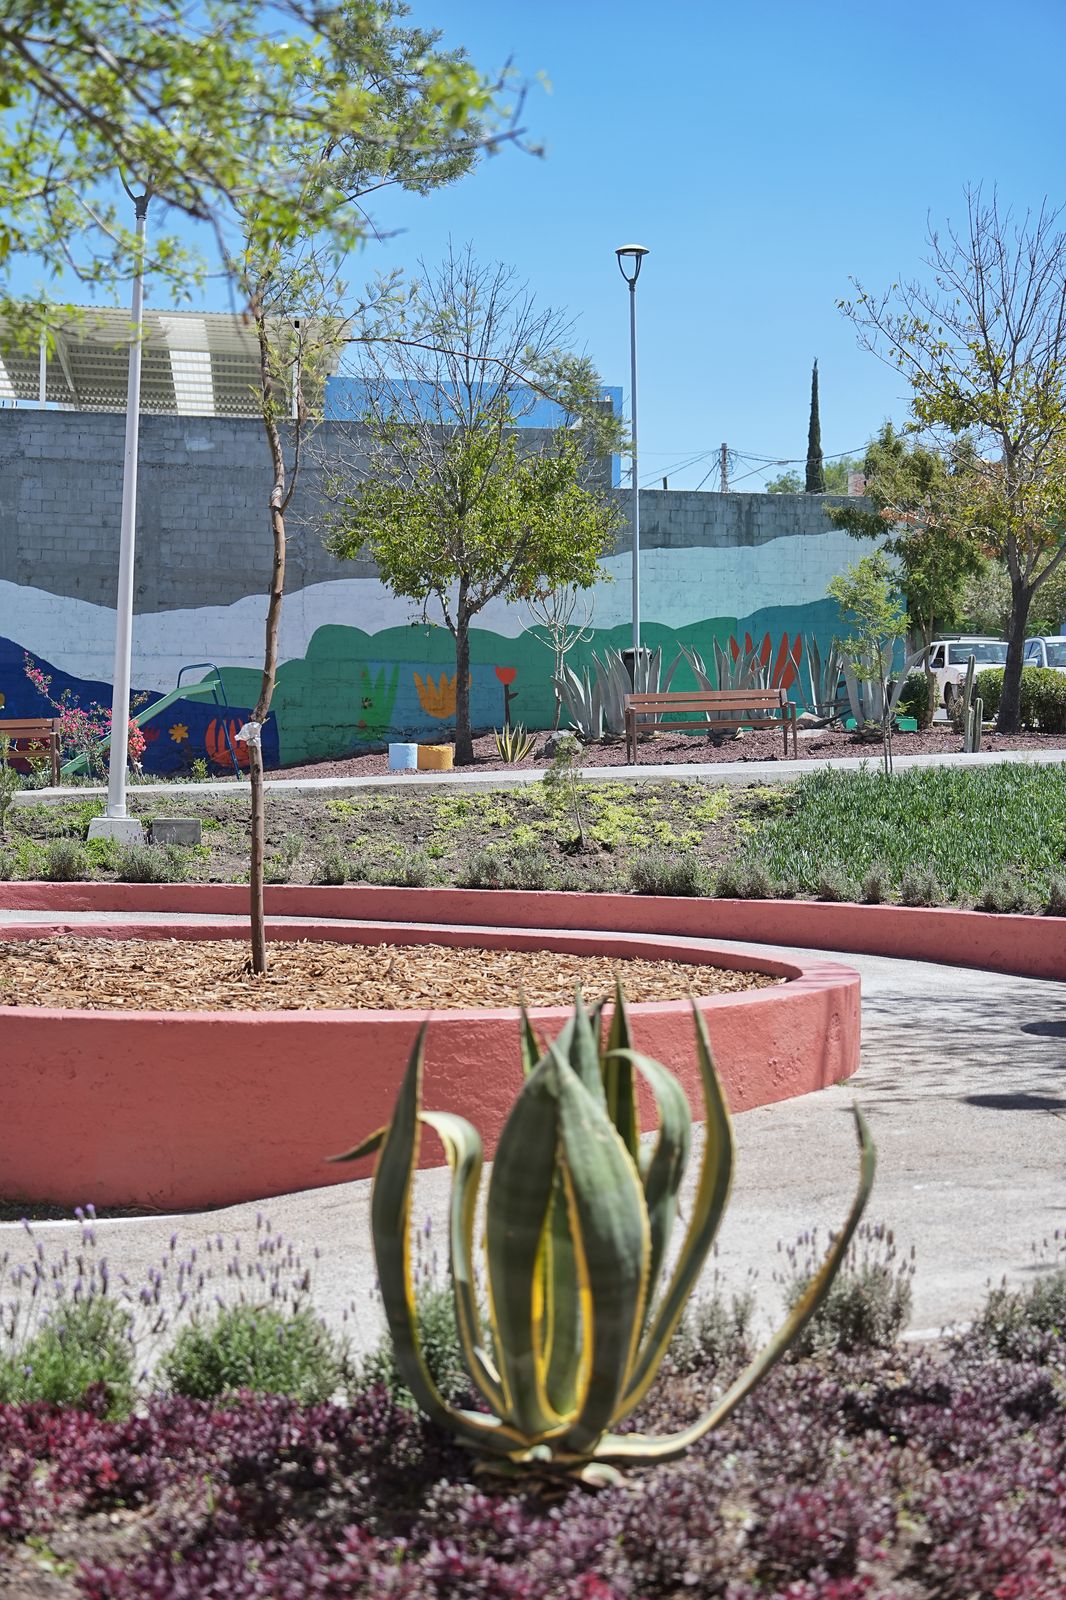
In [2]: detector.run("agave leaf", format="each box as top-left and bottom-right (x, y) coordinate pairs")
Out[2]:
(541, 1169), (581, 1420)
(420, 1109), (504, 1412)
(606, 1046), (691, 1312)
(590, 1108), (877, 1465)
(567, 990), (606, 1102)
(518, 1001), (543, 1078)
(485, 1047), (570, 1439)
(328, 1126), (387, 1163)
(362, 1026), (519, 1454)
(620, 1006), (734, 1414)
(602, 980), (639, 1161)
(554, 1052), (651, 1455)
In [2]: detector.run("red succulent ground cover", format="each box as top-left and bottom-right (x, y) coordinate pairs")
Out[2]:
(2, 1337), (1065, 1598)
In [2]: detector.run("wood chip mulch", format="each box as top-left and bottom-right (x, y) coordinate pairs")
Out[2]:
(0, 938), (781, 1013)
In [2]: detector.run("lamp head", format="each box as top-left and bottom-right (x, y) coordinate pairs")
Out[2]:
(615, 243), (649, 285)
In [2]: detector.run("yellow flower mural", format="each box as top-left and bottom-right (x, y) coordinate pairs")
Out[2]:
(169, 723), (189, 743)
(413, 671), (471, 720)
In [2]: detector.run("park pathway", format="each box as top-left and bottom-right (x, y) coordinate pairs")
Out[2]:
(1, 911), (1064, 1348)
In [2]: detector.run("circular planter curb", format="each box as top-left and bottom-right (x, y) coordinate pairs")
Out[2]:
(3, 881), (1064, 979)
(0, 915), (857, 1211)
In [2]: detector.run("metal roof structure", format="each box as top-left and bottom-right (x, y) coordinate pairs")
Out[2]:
(0, 306), (339, 417)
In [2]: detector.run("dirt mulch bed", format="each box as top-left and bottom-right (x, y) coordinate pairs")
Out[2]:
(0, 937), (780, 1013)
(273, 724), (1066, 781)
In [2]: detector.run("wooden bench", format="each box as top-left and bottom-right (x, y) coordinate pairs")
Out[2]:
(624, 689), (798, 764)
(0, 718), (62, 785)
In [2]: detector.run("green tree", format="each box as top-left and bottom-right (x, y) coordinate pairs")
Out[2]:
(766, 455), (863, 494)
(325, 249), (625, 764)
(827, 551), (908, 683)
(806, 359), (826, 493)
(0, 0), (509, 312)
(825, 423), (984, 724)
(840, 188), (1066, 732)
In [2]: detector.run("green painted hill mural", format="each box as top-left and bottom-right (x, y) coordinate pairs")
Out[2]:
(209, 599), (843, 766)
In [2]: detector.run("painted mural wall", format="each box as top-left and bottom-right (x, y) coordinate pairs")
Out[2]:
(0, 412), (877, 774)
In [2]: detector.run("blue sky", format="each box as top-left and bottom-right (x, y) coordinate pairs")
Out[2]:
(16, 0), (1066, 487)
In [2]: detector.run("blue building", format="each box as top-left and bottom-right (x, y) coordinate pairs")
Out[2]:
(324, 377), (623, 487)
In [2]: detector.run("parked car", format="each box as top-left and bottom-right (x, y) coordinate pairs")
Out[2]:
(927, 637), (1008, 712)
(1024, 637), (1066, 671)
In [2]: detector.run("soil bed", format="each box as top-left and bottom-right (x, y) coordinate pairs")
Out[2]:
(274, 722), (1066, 778)
(0, 937), (779, 1012)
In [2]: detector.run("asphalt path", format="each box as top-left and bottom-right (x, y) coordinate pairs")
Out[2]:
(1, 915), (1064, 1354)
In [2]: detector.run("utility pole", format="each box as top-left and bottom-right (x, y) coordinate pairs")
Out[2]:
(89, 181), (151, 844)
(615, 243), (649, 661)
(720, 442), (729, 494)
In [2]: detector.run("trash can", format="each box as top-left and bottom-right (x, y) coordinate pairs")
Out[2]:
(620, 647), (652, 688)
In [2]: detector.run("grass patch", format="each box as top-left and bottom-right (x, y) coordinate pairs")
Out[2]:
(729, 765), (1066, 904)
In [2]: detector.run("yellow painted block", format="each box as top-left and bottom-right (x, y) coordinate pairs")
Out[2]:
(417, 744), (454, 771)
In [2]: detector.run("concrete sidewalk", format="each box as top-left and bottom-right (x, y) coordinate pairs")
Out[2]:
(1, 920), (1063, 1350)
(12, 742), (1066, 808)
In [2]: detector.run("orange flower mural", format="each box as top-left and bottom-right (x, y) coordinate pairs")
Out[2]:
(413, 671), (471, 720)
(205, 717), (250, 770)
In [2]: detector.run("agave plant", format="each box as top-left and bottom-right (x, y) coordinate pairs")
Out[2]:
(841, 644), (928, 725)
(554, 647), (682, 739)
(493, 724), (537, 763)
(336, 991), (875, 1484)
(799, 634), (846, 719)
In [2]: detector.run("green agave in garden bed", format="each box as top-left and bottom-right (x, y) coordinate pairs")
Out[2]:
(337, 989), (875, 1484)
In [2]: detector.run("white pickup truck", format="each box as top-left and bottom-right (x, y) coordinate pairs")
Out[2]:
(928, 637), (1007, 713)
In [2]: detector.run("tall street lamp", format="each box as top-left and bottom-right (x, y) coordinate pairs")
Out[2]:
(615, 243), (648, 661)
(89, 181), (151, 843)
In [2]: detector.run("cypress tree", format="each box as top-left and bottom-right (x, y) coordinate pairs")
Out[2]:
(806, 358), (826, 493)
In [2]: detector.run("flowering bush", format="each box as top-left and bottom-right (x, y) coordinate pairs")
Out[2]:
(23, 656), (146, 776)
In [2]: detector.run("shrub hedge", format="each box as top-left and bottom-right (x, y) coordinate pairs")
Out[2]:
(975, 665), (1066, 731)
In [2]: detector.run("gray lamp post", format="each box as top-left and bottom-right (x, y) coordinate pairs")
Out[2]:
(89, 182), (151, 843)
(615, 243), (649, 661)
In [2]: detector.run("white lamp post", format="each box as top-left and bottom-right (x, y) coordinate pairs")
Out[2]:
(89, 183), (151, 842)
(615, 243), (649, 661)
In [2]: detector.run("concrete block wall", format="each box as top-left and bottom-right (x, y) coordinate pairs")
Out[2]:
(0, 409), (878, 768)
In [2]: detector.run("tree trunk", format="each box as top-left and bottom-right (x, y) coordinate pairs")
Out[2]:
(250, 301), (289, 975)
(998, 577), (1032, 734)
(248, 737), (267, 974)
(551, 645), (563, 731)
(454, 612), (474, 765)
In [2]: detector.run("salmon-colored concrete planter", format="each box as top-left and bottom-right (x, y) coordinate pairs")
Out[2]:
(3, 881), (1064, 979)
(0, 919), (858, 1211)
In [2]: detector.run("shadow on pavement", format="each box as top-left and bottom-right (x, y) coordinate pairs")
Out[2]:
(964, 1092), (1066, 1112)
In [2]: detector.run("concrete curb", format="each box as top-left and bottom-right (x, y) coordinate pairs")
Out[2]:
(0, 917), (857, 1209)
(2, 881), (1064, 982)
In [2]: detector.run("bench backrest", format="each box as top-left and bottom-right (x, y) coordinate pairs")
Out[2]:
(625, 689), (788, 713)
(0, 718), (60, 740)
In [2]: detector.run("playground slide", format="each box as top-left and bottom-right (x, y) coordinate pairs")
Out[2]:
(60, 676), (225, 778)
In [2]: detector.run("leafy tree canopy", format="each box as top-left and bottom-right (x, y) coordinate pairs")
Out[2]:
(324, 247), (624, 762)
(839, 186), (1066, 730)
(0, 0), (514, 317)
(765, 456), (863, 494)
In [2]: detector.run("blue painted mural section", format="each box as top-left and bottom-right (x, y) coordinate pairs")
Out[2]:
(0, 637), (278, 776)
